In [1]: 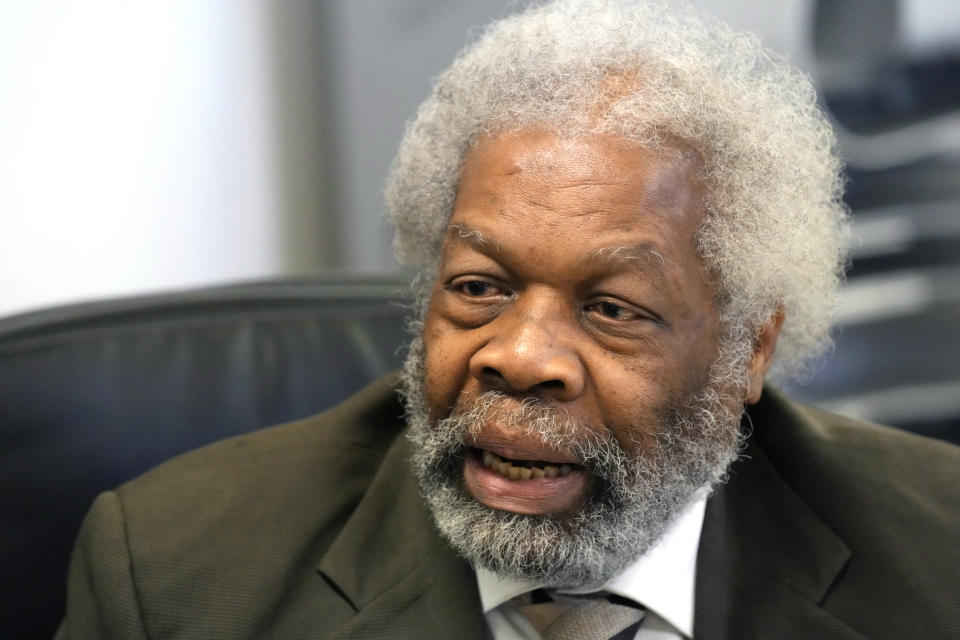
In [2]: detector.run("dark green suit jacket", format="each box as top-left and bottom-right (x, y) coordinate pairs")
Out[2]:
(57, 374), (960, 639)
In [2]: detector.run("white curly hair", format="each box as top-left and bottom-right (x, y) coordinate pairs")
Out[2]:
(385, 0), (850, 382)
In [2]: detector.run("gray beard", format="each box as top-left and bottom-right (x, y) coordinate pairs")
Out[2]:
(402, 335), (748, 589)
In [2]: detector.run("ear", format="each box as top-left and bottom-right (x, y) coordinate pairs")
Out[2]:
(745, 310), (784, 405)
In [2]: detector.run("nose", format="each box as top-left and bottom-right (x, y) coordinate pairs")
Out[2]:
(468, 305), (585, 401)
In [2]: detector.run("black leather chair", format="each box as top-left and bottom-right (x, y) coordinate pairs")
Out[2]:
(0, 275), (411, 640)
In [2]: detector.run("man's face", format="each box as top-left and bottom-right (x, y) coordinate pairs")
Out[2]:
(405, 129), (747, 586)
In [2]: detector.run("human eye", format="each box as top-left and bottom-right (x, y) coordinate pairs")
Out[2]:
(584, 297), (660, 325)
(592, 300), (635, 320)
(585, 300), (638, 322)
(440, 276), (511, 327)
(459, 280), (497, 297)
(447, 277), (509, 300)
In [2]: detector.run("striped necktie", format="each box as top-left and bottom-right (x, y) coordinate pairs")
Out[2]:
(517, 589), (645, 640)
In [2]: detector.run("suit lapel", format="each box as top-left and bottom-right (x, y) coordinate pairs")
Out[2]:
(694, 392), (862, 640)
(318, 427), (489, 639)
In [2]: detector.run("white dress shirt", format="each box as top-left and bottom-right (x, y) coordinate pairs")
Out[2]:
(476, 492), (708, 640)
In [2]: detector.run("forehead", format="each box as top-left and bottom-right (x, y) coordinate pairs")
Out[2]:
(458, 129), (704, 215)
(447, 129), (708, 280)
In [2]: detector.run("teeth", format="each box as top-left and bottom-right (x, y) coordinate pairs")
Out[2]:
(481, 450), (575, 480)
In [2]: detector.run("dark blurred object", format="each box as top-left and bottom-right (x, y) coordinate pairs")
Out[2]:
(812, 0), (960, 169)
(789, 0), (960, 444)
(826, 53), (960, 135)
(815, 0), (960, 135)
(0, 276), (410, 640)
(789, 290), (960, 445)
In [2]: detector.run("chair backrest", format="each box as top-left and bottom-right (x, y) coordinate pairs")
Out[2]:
(0, 275), (411, 640)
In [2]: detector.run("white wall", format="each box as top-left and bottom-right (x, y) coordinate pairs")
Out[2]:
(0, 1), (281, 317)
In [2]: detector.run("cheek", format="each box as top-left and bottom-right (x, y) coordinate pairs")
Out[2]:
(592, 351), (667, 409)
(687, 311), (721, 362)
(423, 354), (454, 422)
(588, 354), (695, 454)
(587, 357), (655, 445)
(422, 317), (470, 422)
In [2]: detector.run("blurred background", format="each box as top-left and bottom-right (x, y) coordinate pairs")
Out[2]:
(4, 0), (957, 438)
(1, 1), (958, 637)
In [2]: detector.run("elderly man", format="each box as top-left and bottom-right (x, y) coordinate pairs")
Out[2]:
(58, 1), (958, 639)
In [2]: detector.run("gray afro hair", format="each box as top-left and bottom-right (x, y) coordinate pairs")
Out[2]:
(385, 0), (851, 382)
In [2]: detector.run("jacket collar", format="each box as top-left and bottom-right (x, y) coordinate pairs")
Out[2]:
(318, 412), (489, 639)
(694, 388), (863, 640)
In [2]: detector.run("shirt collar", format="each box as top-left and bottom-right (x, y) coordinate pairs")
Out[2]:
(475, 491), (708, 638)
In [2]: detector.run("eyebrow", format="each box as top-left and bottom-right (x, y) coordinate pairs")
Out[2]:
(588, 244), (668, 272)
(449, 223), (488, 248)
(446, 222), (673, 278)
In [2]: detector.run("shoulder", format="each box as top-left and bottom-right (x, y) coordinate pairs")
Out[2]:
(751, 387), (960, 514)
(750, 388), (959, 604)
(725, 389), (960, 635)
(120, 371), (403, 503)
(75, 373), (408, 638)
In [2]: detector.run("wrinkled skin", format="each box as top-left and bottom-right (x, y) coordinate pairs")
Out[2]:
(421, 130), (779, 517)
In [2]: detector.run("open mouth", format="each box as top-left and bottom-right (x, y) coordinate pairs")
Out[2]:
(463, 445), (590, 515)
(477, 448), (579, 480)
